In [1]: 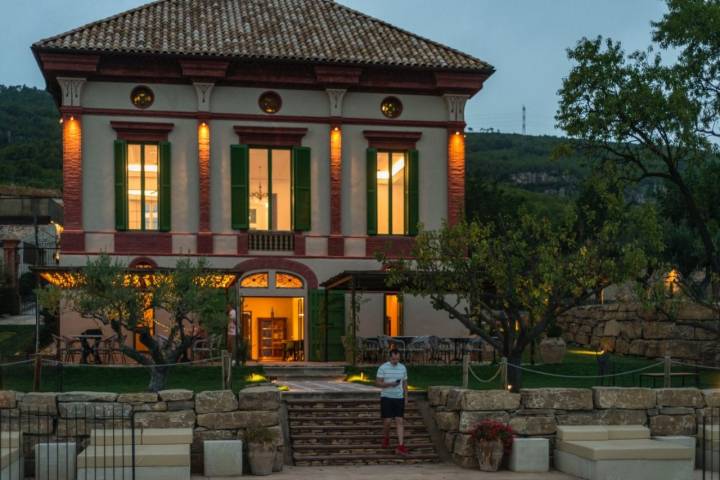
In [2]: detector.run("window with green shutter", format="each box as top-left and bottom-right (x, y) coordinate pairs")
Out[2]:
(116, 141), (165, 231)
(231, 144), (249, 230)
(368, 148), (419, 236)
(292, 146), (311, 231)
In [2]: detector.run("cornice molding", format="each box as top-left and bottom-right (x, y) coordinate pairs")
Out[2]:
(233, 126), (308, 147)
(363, 130), (423, 150)
(111, 121), (175, 142)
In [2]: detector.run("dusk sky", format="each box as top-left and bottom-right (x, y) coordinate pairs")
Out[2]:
(0, 0), (669, 136)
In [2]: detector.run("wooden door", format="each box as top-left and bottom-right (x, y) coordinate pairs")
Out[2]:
(258, 317), (287, 360)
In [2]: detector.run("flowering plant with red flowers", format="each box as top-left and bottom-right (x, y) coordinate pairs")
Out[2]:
(470, 419), (515, 452)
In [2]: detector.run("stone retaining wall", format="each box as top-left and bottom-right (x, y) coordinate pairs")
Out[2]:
(428, 386), (720, 469)
(0, 386), (283, 474)
(558, 303), (720, 363)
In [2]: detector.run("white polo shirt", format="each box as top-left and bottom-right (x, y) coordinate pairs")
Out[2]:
(377, 361), (407, 399)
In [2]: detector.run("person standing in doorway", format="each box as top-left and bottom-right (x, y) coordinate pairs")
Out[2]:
(376, 349), (409, 455)
(227, 304), (237, 365)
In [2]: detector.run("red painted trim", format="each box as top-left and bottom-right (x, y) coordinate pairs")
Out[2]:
(38, 52), (99, 73)
(60, 230), (85, 253)
(234, 126), (308, 147)
(363, 130), (423, 150)
(434, 71), (488, 92)
(197, 121), (211, 232)
(111, 121), (174, 142)
(329, 126), (342, 235)
(233, 258), (319, 289)
(237, 233), (249, 255)
(62, 116), (83, 230)
(179, 59), (230, 79)
(327, 236), (345, 257)
(293, 234), (306, 256)
(115, 232), (172, 254)
(128, 257), (159, 268)
(76, 108), (461, 130)
(447, 131), (466, 227)
(197, 232), (214, 255)
(366, 236), (415, 258)
(314, 65), (362, 85)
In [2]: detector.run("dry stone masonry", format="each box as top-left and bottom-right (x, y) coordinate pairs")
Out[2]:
(558, 303), (720, 363)
(428, 386), (720, 469)
(0, 386), (284, 474)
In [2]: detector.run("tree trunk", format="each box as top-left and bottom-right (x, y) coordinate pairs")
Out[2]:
(148, 365), (170, 392)
(507, 351), (523, 392)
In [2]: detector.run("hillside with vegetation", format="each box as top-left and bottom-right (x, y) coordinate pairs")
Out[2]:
(0, 84), (583, 216)
(0, 85), (61, 189)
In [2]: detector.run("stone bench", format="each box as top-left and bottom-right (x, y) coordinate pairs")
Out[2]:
(554, 425), (694, 480)
(204, 440), (243, 477)
(509, 437), (549, 472)
(0, 447), (22, 480)
(77, 444), (190, 480)
(35, 442), (77, 480)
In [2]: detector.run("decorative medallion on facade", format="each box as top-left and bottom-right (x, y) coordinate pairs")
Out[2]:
(380, 96), (403, 118)
(130, 86), (154, 109)
(258, 91), (282, 114)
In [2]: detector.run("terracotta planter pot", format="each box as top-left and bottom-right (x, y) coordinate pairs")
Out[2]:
(475, 438), (504, 472)
(248, 442), (275, 476)
(539, 337), (566, 364)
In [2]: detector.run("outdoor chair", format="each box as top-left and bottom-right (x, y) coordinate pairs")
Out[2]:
(360, 337), (380, 363)
(406, 336), (433, 365)
(434, 337), (454, 364)
(53, 335), (82, 363)
(99, 335), (126, 364)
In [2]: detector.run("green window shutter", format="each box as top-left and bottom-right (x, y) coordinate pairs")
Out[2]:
(114, 140), (128, 231)
(292, 146), (311, 231)
(366, 148), (378, 235)
(230, 144), (249, 230)
(159, 141), (172, 232)
(407, 149), (419, 236)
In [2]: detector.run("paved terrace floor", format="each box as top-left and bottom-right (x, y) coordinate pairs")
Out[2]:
(277, 380), (379, 393)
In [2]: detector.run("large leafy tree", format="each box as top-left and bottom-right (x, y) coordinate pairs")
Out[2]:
(556, 0), (720, 338)
(57, 255), (226, 391)
(384, 178), (659, 390)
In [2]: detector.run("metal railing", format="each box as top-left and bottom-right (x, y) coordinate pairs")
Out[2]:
(701, 406), (719, 479)
(0, 403), (136, 480)
(248, 231), (294, 251)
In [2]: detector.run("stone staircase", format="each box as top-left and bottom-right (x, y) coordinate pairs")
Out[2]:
(285, 392), (441, 466)
(265, 364), (346, 381)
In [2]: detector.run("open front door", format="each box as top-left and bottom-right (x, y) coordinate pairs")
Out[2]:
(308, 289), (345, 361)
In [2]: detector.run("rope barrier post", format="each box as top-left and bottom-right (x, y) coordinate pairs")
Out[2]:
(32, 355), (42, 392)
(462, 351), (469, 389)
(227, 350), (233, 390)
(664, 355), (672, 388)
(221, 350), (228, 389)
(500, 357), (508, 391)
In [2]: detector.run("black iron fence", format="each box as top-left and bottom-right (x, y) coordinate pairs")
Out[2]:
(0, 403), (136, 480)
(701, 406), (720, 480)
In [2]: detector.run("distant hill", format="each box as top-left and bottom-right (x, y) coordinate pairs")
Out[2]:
(0, 85), (582, 217)
(0, 85), (61, 189)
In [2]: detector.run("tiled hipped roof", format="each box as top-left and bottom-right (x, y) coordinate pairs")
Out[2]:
(33, 0), (492, 72)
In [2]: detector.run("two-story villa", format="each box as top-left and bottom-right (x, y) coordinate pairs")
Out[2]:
(33, 0), (494, 362)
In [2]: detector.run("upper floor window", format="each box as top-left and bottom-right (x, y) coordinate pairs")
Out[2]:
(230, 143), (311, 232)
(127, 143), (159, 231)
(249, 148), (291, 231)
(366, 147), (418, 237)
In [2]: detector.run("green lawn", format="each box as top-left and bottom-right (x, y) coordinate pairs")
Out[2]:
(0, 325), (37, 358)
(347, 349), (720, 391)
(0, 363), (266, 393)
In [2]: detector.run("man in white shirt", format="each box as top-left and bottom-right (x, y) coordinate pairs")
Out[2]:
(375, 349), (409, 455)
(227, 304), (237, 365)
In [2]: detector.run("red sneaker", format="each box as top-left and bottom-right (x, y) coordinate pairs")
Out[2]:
(381, 436), (390, 449)
(395, 444), (409, 456)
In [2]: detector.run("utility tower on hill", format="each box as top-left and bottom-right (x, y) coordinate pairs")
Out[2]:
(522, 105), (526, 135)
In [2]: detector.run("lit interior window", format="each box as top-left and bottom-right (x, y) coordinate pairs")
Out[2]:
(127, 143), (159, 231)
(377, 151), (406, 235)
(384, 294), (403, 336)
(249, 148), (291, 231)
(276, 272), (303, 289)
(240, 272), (269, 288)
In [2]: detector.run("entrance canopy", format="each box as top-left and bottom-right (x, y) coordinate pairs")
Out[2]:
(321, 270), (396, 292)
(34, 266), (239, 289)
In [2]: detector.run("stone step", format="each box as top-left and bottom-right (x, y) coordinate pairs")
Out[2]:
(292, 443), (436, 453)
(287, 407), (420, 415)
(291, 433), (432, 443)
(288, 414), (424, 421)
(289, 425), (430, 435)
(293, 452), (440, 465)
(265, 365), (346, 380)
(290, 419), (426, 428)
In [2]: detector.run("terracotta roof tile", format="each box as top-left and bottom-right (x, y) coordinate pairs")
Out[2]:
(33, 0), (492, 72)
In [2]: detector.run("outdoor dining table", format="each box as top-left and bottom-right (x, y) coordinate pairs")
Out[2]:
(74, 331), (104, 364)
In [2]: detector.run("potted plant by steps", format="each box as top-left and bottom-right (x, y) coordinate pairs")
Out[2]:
(539, 324), (567, 364)
(470, 420), (515, 472)
(246, 427), (276, 476)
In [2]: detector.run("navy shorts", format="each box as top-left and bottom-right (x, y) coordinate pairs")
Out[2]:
(380, 397), (405, 419)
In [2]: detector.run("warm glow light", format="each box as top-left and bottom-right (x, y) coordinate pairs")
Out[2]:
(38, 271), (237, 289)
(347, 372), (371, 383)
(246, 373), (268, 383)
(507, 384), (512, 391)
(128, 189), (158, 197)
(376, 158), (405, 180)
(58, 118), (64, 124)
(128, 164), (158, 173)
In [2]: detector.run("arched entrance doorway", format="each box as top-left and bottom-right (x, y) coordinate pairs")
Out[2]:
(236, 269), (307, 362)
